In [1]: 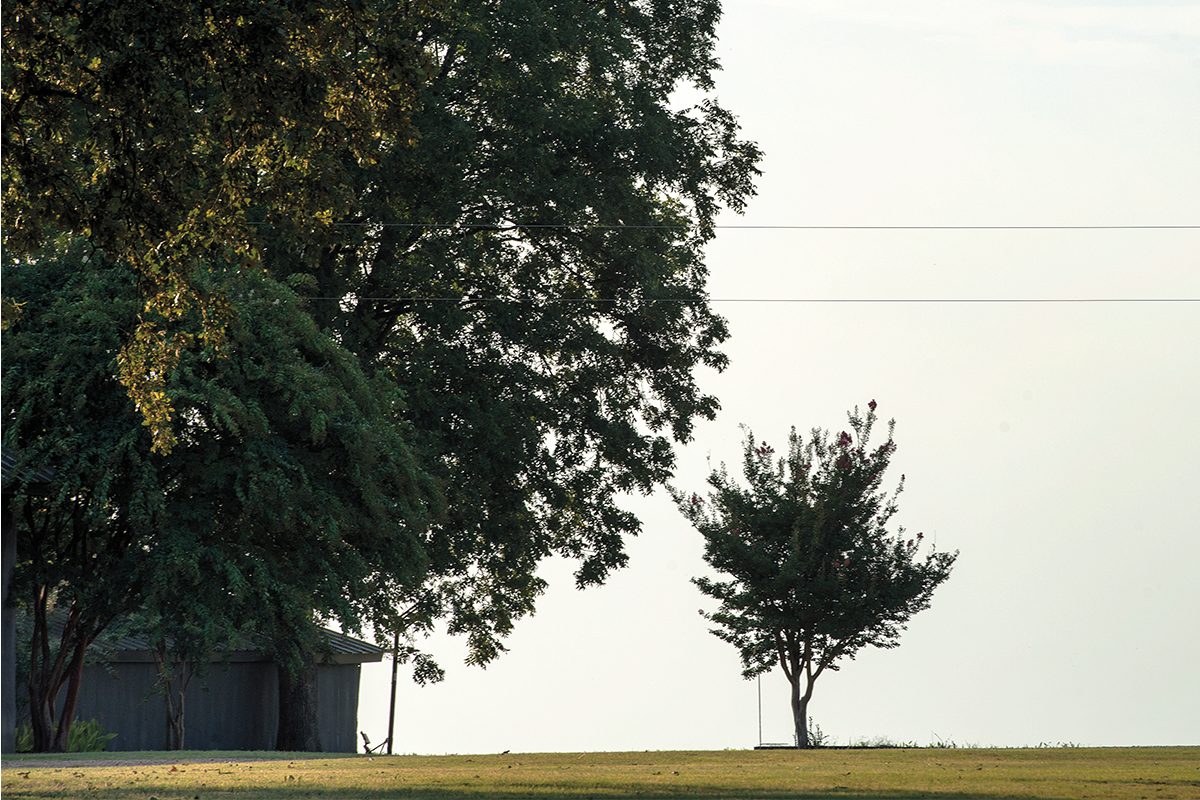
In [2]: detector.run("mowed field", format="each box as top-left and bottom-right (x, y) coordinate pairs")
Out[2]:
(2, 747), (1198, 799)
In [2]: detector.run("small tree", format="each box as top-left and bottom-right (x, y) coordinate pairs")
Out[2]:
(3, 247), (160, 752)
(4, 245), (434, 752)
(674, 402), (957, 748)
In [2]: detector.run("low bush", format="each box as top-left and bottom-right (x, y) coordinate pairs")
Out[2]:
(15, 719), (118, 753)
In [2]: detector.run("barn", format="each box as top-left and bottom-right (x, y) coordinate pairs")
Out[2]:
(4, 449), (385, 754)
(70, 628), (383, 752)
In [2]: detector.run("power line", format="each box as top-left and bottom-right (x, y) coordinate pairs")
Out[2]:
(703, 297), (1200, 303)
(706, 225), (1198, 230)
(314, 296), (1199, 303)
(302, 223), (1197, 230)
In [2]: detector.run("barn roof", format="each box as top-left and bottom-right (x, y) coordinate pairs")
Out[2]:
(99, 627), (384, 662)
(1, 446), (56, 487)
(40, 607), (385, 666)
(101, 629), (383, 665)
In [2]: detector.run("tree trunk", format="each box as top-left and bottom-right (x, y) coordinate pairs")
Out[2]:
(790, 674), (810, 749)
(28, 589), (58, 752)
(51, 642), (88, 752)
(27, 595), (92, 752)
(168, 691), (185, 750)
(164, 676), (186, 750)
(153, 644), (191, 751)
(789, 667), (821, 750)
(28, 681), (56, 753)
(276, 652), (321, 751)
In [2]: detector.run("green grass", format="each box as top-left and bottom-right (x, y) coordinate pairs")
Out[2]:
(3, 747), (1198, 798)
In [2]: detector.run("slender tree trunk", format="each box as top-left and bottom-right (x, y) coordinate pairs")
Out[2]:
(26, 590), (111, 752)
(51, 642), (88, 752)
(789, 666), (821, 749)
(154, 644), (191, 751)
(28, 591), (86, 752)
(163, 675), (186, 750)
(276, 652), (321, 751)
(790, 675), (810, 749)
(29, 589), (57, 752)
(28, 682), (55, 753)
(166, 687), (186, 750)
(174, 683), (186, 750)
(164, 693), (173, 750)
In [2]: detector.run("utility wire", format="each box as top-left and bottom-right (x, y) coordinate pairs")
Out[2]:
(703, 225), (1199, 230)
(311, 296), (1199, 303)
(285, 225), (1197, 302)
(294, 223), (1197, 230)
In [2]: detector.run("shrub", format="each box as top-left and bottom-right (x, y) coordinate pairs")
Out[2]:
(14, 719), (117, 753)
(807, 717), (834, 748)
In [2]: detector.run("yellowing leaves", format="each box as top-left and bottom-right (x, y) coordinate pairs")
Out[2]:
(3, 0), (434, 447)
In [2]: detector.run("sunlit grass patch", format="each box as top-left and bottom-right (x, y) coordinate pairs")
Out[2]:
(3, 746), (1197, 798)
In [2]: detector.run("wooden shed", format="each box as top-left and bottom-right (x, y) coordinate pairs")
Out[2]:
(71, 629), (383, 752)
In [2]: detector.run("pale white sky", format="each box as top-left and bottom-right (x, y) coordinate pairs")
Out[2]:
(357, 0), (1200, 752)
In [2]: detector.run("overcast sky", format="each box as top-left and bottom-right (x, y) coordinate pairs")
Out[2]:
(357, 0), (1200, 753)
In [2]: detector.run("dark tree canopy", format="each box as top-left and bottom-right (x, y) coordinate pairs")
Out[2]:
(3, 0), (761, 750)
(268, 0), (761, 663)
(674, 403), (957, 748)
(2, 0), (429, 251)
(2, 246), (165, 752)
(2, 246), (435, 751)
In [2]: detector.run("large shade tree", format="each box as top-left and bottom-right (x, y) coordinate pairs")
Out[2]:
(674, 403), (957, 748)
(4, 0), (762, 748)
(267, 0), (762, 665)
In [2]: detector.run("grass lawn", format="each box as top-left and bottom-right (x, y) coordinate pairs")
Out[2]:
(2, 746), (1198, 799)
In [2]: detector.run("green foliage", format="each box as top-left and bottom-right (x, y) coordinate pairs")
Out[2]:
(15, 719), (116, 753)
(143, 263), (435, 671)
(807, 717), (832, 748)
(65, 719), (118, 753)
(2, 243), (163, 751)
(276, 0), (761, 667)
(5, 0), (761, 718)
(2, 0), (434, 448)
(3, 244), (436, 749)
(14, 723), (30, 753)
(674, 403), (957, 747)
(2, 0), (432, 260)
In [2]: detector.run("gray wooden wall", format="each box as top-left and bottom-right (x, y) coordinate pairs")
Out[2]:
(74, 661), (363, 752)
